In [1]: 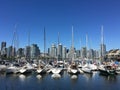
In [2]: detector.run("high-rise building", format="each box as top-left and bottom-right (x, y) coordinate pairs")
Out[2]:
(12, 47), (16, 57)
(17, 48), (24, 58)
(63, 46), (67, 59)
(100, 44), (106, 58)
(1, 42), (6, 50)
(88, 49), (94, 59)
(48, 48), (50, 56)
(1, 42), (7, 57)
(50, 44), (57, 58)
(25, 46), (31, 60)
(31, 44), (40, 59)
(76, 50), (80, 58)
(57, 44), (63, 59)
(7, 46), (16, 58)
(94, 50), (99, 59)
(81, 47), (87, 59)
(7, 46), (12, 58)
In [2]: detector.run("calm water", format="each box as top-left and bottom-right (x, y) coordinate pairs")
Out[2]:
(0, 71), (120, 90)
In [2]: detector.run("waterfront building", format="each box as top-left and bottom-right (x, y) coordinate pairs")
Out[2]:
(106, 49), (120, 61)
(50, 44), (57, 58)
(30, 44), (40, 59)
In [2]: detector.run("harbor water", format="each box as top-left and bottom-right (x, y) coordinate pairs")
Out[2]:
(0, 71), (120, 90)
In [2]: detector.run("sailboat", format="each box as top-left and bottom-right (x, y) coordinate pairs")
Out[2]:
(67, 26), (79, 75)
(81, 34), (93, 74)
(19, 30), (33, 74)
(6, 25), (20, 74)
(36, 27), (47, 74)
(51, 32), (63, 74)
(98, 26), (116, 75)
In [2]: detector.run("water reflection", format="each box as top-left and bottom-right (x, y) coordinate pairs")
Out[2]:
(0, 72), (120, 90)
(99, 74), (117, 82)
(51, 74), (61, 79)
(84, 73), (93, 81)
(36, 75), (42, 79)
(71, 75), (78, 79)
(19, 74), (26, 81)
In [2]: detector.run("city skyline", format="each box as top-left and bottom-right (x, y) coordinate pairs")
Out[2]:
(0, 0), (120, 51)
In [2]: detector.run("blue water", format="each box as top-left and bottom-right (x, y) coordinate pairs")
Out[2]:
(0, 72), (120, 90)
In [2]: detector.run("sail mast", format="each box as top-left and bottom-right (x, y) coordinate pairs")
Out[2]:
(72, 25), (74, 48)
(11, 24), (18, 59)
(28, 30), (30, 47)
(71, 25), (74, 61)
(86, 34), (88, 59)
(101, 25), (104, 60)
(58, 32), (60, 45)
(44, 27), (46, 59)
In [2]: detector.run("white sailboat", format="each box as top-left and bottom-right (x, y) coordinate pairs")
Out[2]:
(36, 60), (46, 74)
(6, 64), (20, 74)
(6, 26), (20, 74)
(36, 28), (47, 74)
(82, 63), (93, 74)
(51, 32), (63, 74)
(67, 26), (79, 74)
(19, 63), (33, 74)
(81, 34), (93, 74)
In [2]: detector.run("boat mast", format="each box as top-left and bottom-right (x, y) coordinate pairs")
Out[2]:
(101, 25), (104, 61)
(80, 38), (82, 59)
(71, 25), (74, 61)
(44, 27), (46, 60)
(11, 24), (18, 60)
(28, 30), (30, 47)
(86, 34), (88, 60)
(28, 30), (31, 61)
(58, 32), (60, 45)
(57, 32), (60, 61)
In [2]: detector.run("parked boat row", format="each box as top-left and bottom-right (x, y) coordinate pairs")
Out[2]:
(0, 60), (120, 76)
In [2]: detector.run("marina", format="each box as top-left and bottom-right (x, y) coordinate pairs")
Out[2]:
(0, 0), (120, 90)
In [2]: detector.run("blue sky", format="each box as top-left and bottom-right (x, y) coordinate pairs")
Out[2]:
(0, 0), (120, 51)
